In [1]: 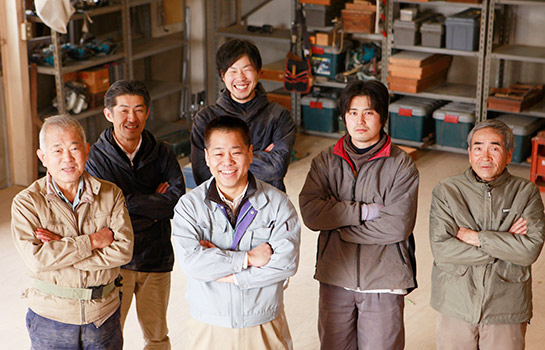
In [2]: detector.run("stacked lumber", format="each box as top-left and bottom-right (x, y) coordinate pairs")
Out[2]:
(387, 51), (451, 93)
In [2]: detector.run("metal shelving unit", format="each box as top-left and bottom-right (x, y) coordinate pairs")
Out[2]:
(482, 0), (545, 119)
(29, 0), (190, 128)
(385, 0), (489, 122)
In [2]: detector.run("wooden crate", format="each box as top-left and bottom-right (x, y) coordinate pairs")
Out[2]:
(488, 84), (544, 112)
(261, 60), (285, 82)
(268, 89), (292, 112)
(342, 9), (376, 34)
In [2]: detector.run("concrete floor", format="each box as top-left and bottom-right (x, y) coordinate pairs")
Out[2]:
(2, 133), (545, 349)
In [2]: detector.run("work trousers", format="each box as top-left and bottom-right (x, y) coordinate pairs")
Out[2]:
(318, 282), (405, 350)
(120, 270), (171, 350)
(26, 307), (122, 350)
(436, 313), (527, 350)
(187, 307), (293, 350)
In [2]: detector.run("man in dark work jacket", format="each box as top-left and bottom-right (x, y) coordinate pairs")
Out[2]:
(86, 80), (185, 349)
(190, 39), (295, 192)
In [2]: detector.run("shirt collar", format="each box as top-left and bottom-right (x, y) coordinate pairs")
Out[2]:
(51, 176), (85, 211)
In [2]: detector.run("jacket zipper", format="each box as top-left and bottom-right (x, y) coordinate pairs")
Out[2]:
(351, 174), (361, 289)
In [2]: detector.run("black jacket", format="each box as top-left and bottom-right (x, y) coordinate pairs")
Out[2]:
(86, 126), (185, 272)
(190, 83), (296, 192)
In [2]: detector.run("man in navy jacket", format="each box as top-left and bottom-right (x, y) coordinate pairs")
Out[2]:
(86, 80), (185, 349)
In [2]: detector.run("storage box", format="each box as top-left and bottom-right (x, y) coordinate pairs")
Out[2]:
(341, 9), (376, 34)
(393, 14), (432, 46)
(400, 8), (418, 21)
(421, 16), (445, 48)
(268, 88), (292, 112)
(157, 128), (191, 157)
(445, 8), (480, 51)
(302, 95), (339, 133)
(388, 96), (446, 141)
(433, 102), (476, 148)
(311, 42), (351, 79)
(78, 67), (110, 94)
(495, 114), (545, 163)
(304, 3), (343, 27)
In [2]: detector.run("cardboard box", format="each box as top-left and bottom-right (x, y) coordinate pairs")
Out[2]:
(89, 91), (106, 109)
(388, 54), (451, 79)
(315, 32), (333, 46)
(63, 72), (78, 82)
(78, 67), (110, 94)
(387, 69), (448, 93)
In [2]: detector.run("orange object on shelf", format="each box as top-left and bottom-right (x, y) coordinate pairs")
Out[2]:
(530, 130), (545, 191)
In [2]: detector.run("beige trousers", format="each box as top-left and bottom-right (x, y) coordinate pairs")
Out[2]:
(436, 313), (527, 350)
(120, 270), (171, 350)
(187, 307), (293, 350)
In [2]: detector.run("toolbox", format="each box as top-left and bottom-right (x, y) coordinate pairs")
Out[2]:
(445, 8), (481, 51)
(302, 95), (339, 133)
(388, 96), (446, 141)
(310, 42), (351, 79)
(495, 114), (545, 163)
(433, 102), (476, 149)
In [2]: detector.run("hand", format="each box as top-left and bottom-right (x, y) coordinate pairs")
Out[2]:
(216, 274), (235, 283)
(264, 143), (274, 153)
(155, 182), (169, 194)
(89, 227), (114, 250)
(361, 203), (384, 221)
(509, 217), (528, 235)
(456, 227), (480, 247)
(35, 228), (61, 243)
(248, 242), (273, 267)
(200, 240), (217, 249)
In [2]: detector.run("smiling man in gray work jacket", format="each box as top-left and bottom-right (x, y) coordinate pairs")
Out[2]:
(430, 119), (545, 350)
(173, 116), (300, 350)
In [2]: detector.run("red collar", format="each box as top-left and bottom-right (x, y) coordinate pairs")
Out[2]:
(333, 135), (392, 173)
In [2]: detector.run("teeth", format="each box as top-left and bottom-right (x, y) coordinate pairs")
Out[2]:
(222, 170), (235, 174)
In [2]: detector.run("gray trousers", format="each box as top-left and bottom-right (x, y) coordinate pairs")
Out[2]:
(318, 282), (405, 350)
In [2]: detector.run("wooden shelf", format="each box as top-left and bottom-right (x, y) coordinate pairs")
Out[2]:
(491, 44), (545, 64)
(390, 83), (477, 103)
(36, 52), (124, 75)
(216, 24), (291, 43)
(131, 38), (185, 61)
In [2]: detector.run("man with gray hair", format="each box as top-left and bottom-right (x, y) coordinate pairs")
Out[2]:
(429, 119), (545, 349)
(11, 114), (133, 349)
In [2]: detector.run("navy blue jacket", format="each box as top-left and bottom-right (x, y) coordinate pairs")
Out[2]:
(190, 83), (295, 192)
(86, 126), (185, 272)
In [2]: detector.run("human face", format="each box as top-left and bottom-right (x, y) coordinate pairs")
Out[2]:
(205, 130), (253, 200)
(468, 127), (513, 182)
(221, 55), (261, 104)
(104, 94), (149, 147)
(37, 126), (89, 192)
(344, 95), (383, 149)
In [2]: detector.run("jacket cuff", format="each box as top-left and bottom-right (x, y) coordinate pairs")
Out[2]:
(76, 235), (93, 258)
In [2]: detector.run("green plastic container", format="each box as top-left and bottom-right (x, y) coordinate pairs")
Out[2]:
(495, 114), (545, 163)
(302, 95), (339, 133)
(310, 42), (350, 79)
(433, 102), (476, 149)
(388, 97), (445, 141)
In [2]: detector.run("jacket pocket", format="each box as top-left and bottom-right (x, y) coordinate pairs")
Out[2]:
(434, 262), (470, 277)
(495, 262), (530, 283)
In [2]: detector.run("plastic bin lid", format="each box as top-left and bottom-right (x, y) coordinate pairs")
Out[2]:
(446, 8), (481, 24)
(495, 114), (545, 136)
(433, 102), (476, 123)
(388, 96), (445, 117)
(301, 95), (338, 109)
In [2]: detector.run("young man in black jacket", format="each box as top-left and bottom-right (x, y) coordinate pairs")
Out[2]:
(190, 39), (295, 192)
(86, 80), (185, 349)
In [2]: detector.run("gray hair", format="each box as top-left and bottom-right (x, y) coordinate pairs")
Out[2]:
(467, 119), (514, 153)
(39, 114), (87, 151)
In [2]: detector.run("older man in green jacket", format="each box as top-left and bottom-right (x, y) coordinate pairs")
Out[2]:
(430, 119), (545, 350)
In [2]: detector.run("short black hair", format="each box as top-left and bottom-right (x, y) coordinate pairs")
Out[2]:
(204, 116), (251, 149)
(216, 39), (262, 77)
(104, 80), (151, 111)
(338, 79), (390, 126)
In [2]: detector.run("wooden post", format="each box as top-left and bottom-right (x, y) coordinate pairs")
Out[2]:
(0, 0), (35, 186)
